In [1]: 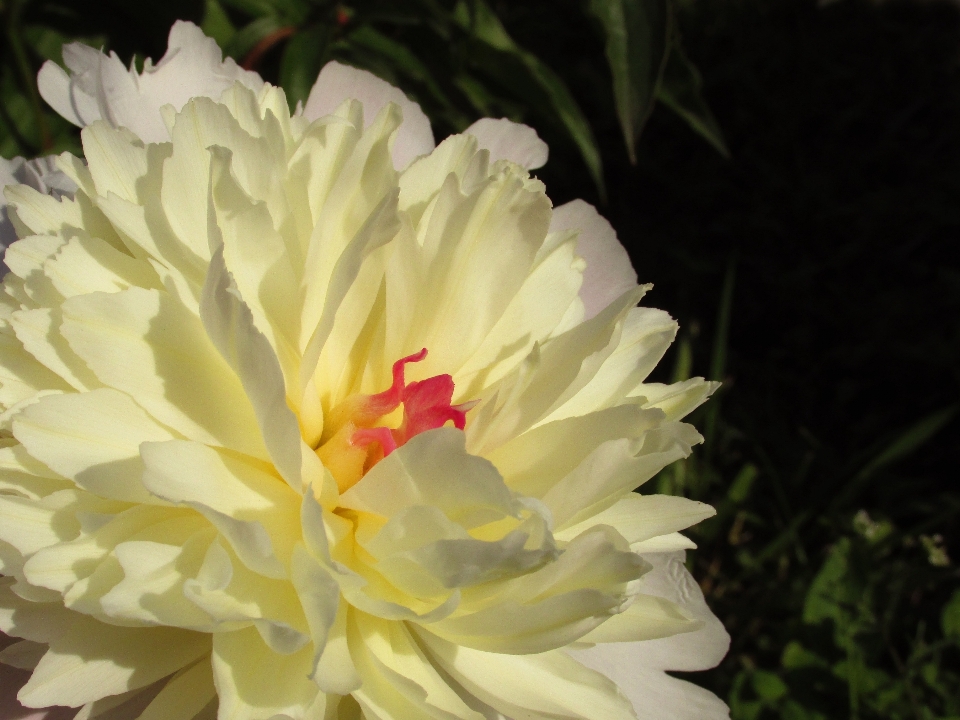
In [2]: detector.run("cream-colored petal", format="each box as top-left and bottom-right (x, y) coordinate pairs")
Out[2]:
(19, 622), (208, 708)
(0, 332), (72, 414)
(340, 428), (515, 527)
(99, 530), (215, 628)
(136, 658), (216, 720)
(13, 388), (174, 504)
(575, 593), (701, 644)
(200, 245), (304, 492)
(633, 378), (718, 422)
(349, 611), (485, 720)
(418, 631), (637, 720)
(467, 288), (643, 456)
(298, 105), (402, 392)
(184, 539), (309, 653)
(59, 287), (268, 461)
(140, 440), (299, 578)
(395, 163), (552, 379)
(554, 493), (714, 546)
(428, 527), (644, 654)
(543, 307), (679, 424)
(304, 61), (434, 170)
(488, 403), (662, 500)
(464, 118), (549, 170)
(544, 422), (704, 531)
(550, 200), (637, 321)
(0, 639), (46, 670)
(0, 493), (78, 557)
(212, 627), (319, 720)
(10, 307), (99, 392)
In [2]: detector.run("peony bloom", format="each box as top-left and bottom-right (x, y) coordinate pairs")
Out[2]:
(0, 21), (729, 720)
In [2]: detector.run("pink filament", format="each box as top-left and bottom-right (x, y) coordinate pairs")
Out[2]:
(351, 349), (470, 457)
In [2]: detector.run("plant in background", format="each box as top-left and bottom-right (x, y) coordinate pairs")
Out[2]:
(0, 18), (731, 720)
(0, 0), (728, 199)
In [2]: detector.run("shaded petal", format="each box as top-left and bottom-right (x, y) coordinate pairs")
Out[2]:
(464, 118), (548, 170)
(212, 627), (321, 720)
(304, 61), (434, 170)
(567, 646), (730, 720)
(19, 620), (208, 708)
(59, 287), (268, 461)
(39, 22), (264, 143)
(349, 611), (485, 720)
(550, 200), (637, 320)
(418, 631), (637, 720)
(13, 388), (174, 504)
(554, 493), (715, 546)
(626, 551), (730, 672)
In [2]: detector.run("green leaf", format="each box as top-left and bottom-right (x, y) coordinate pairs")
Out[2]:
(855, 405), (957, 482)
(587, 0), (670, 164)
(223, 16), (284, 62)
(279, 26), (330, 110)
(201, 0), (236, 49)
(727, 463), (758, 504)
(455, 0), (606, 199)
(752, 670), (788, 702)
(657, 27), (730, 158)
(347, 25), (454, 111)
(942, 589), (960, 639)
(781, 641), (829, 670)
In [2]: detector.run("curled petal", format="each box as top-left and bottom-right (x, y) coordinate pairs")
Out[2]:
(465, 117), (549, 170)
(551, 199), (638, 320)
(303, 61), (435, 170)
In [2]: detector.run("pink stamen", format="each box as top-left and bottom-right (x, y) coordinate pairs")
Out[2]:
(349, 348), (472, 459)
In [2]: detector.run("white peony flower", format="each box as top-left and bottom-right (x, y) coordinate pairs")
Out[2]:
(0, 21), (728, 720)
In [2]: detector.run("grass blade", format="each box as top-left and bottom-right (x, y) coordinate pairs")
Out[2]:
(587, 0), (670, 164)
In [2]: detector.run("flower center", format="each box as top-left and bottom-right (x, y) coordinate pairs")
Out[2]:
(316, 349), (475, 493)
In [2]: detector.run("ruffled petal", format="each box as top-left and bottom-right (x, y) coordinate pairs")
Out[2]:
(38, 21), (264, 143)
(550, 200), (638, 320)
(567, 645), (730, 720)
(303, 61), (435, 170)
(465, 117), (549, 170)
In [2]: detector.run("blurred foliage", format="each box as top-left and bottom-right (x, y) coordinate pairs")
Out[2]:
(2, 0), (959, 718)
(0, 0), (726, 199)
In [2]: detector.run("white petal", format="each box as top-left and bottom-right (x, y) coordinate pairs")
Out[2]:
(464, 117), (549, 170)
(303, 61), (435, 170)
(567, 645), (730, 720)
(37, 56), (100, 128)
(626, 551), (730, 672)
(550, 200), (638, 320)
(39, 22), (264, 143)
